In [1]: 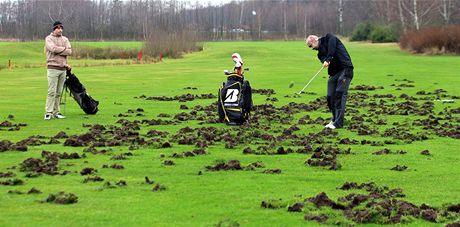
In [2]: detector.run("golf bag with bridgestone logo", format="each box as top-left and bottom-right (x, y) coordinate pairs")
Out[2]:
(218, 74), (252, 125)
(64, 70), (99, 114)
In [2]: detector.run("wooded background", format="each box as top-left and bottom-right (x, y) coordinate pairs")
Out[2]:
(1, 0), (459, 41)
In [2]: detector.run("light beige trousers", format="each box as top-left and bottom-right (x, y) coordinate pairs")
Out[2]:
(45, 69), (66, 114)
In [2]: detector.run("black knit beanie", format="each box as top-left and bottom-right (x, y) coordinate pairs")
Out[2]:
(53, 21), (63, 30)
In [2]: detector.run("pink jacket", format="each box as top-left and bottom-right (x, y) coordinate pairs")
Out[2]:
(45, 32), (71, 69)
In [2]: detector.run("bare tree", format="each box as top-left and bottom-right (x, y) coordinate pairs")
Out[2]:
(338, 0), (344, 35)
(401, 0), (437, 30)
(439, 0), (453, 24)
(283, 0), (287, 40)
(398, 0), (407, 32)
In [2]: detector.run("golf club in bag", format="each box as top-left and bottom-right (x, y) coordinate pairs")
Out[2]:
(296, 66), (324, 95)
(218, 53), (252, 125)
(64, 69), (99, 114)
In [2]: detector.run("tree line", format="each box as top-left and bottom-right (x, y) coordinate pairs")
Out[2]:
(1, 0), (459, 41)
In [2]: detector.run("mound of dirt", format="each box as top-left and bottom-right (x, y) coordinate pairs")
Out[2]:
(0, 171), (15, 178)
(163, 160), (175, 166)
(0, 178), (24, 185)
(391, 165), (408, 171)
(206, 160), (243, 171)
(45, 192), (78, 204)
(19, 157), (59, 176)
(152, 183), (166, 191)
(83, 176), (104, 183)
(264, 182), (456, 225)
(262, 169), (282, 174)
(305, 146), (347, 170)
(80, 167), (97, 175)
(27, 187), (42, 194)
(304, 214), (328, 223)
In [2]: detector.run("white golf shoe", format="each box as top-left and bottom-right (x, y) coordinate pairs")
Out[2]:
(54, 113), (66, 119)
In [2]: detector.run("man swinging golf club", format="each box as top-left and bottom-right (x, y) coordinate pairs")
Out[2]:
(306, 33), (354, 129)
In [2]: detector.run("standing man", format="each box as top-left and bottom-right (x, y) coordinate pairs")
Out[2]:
(44, 21), (72, 120)
(305, 33), (354, 129)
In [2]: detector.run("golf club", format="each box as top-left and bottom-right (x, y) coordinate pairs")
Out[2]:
(296, 66), (324, 95)
(63, 87), (67, 115)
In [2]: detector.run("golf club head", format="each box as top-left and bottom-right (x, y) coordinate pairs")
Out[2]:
(224, 69), (230, 75)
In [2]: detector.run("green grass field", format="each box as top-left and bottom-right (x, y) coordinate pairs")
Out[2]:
(0, 40), (459, 226)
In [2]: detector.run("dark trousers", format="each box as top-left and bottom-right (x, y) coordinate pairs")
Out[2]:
(327, 68), (353, 128)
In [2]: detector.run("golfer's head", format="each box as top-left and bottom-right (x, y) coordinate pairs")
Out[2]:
(306, 35), (319, 50)
(53, 21), (64, 35)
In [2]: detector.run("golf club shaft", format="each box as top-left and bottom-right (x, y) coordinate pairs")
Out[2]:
(63, 87), (67, 115)
(297, 66), (324, 94)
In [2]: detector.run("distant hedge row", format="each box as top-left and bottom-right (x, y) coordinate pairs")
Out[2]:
(350, 23), (460, 55)
(72, 30), (203, 60)
(350, 23), (399, 43)
(399, 25), (460, 54)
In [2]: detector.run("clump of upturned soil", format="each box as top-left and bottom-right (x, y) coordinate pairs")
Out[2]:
(138, 93), (216, 102)
(170, 148), (208, 158)
(42, 150), (81, 159)
(63, 133), (95, 147)
(205, 159), (266, 171)
(53, 131), (69, 139)
(391, 165), (408, 171)
(305, 146), (348, 170)
(304, 214), (328, 223)
(262, 169), (282, 174)
(8, 190), (24, 194)
(80, 167), (97, 175)
(261, 199), (288, 209)
(0, 171), (15, 178)
(116, 180), (127, 186)
(83, 176), (104, 183)
(110, 164), (124, 169)
(163, 160), (175, 166)
(253, 88), (276, 95)
(1, 136), (47, 152)
(0, 178), (24, 185)
(19, 156), (59, 176)
(110, 154), (128, 160)
(264, 182), (459, 225)
(145, 176), (154, 184)
(152, 183), (166, 191)
(28, 187), (42, 194)
(261, 182), (460, 224)
(45, 192), (78, 204)
(206, 160), (242, 171)
(372, 148), (406, 155)
(350, 85), (383, 91)
(420, 150), (431, 155)
(288, 202), (304, 212)
(0, 120), (27, 131)
(308, 192), (345, 209)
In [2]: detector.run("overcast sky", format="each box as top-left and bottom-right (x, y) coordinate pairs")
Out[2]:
(188, 0), (235, 6)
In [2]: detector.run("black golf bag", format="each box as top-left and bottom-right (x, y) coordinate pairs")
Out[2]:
(64, 70), (99, 114)
(218, 74), (252, 125)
